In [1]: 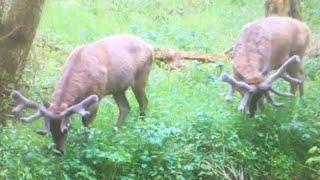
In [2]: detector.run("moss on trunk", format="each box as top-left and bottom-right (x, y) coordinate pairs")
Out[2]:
(0, 0), (45, 126)
(265, 0), (301, 20)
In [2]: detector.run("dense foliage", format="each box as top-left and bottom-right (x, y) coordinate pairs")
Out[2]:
(1, 0), (320, 179)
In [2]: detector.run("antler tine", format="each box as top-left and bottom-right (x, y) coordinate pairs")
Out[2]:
(61, 95), (99, 117)
(20, 110), (43, 122)
(11, 91), (39, 113)
(60, 95), (99, 133)
(35, 116), (51, 136)
(221, 73), (256, 92)
(238, 92), (251, 114)
(264, 91), (284, 107)
(225, 86), (235, 102)
(270, 87), (293, 97)
(281, 74), (303, 85)
(263, 55), (300, 86)
(11, 91), (45, 122)
(11, 91), (51, 135)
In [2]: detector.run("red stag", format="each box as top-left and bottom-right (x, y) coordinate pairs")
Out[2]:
(221, 16), (310, 117)
(11, 35), (153, 155)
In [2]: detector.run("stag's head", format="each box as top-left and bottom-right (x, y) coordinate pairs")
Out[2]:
(221, 55), (302, 117)
(11, 91), (99, 155)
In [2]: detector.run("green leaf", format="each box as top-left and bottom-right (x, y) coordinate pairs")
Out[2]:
(306, 156), (320, 165)
(308, 146), (318, 154)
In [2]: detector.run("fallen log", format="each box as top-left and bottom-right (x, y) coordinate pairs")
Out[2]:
(154, 47), (229, 70)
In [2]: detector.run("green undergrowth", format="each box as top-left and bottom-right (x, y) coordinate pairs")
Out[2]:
(1, 0), (320, 179)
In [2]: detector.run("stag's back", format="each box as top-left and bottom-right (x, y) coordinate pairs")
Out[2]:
(52, 35), (153, 107)
(233, 16), (310, 85)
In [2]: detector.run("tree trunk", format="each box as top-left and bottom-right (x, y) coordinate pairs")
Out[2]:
(0, 0), (45, 126)
(265, 0), (301, 20)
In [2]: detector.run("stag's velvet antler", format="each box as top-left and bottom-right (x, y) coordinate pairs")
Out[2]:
(11, 91), (99, 134)
(221, 17), (309, 116)
(11, 91), (50, 135)
(221, 55), (304, 114)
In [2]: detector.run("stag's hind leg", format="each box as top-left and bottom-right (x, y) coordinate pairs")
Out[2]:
(132, 68), (150, 118)
(113, 91), (131, 128)
(132, 85), (148, 117)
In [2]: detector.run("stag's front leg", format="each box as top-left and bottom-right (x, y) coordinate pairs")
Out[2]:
(81, 105), (98, 143)
(238, 92), (251, 115)
(81, 102), (99, 127)
(297, 69), (305, 97)
(113, 91), (131, 128)
(286, 57), (305, 96)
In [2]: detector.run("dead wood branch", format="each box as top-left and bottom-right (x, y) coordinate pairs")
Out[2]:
(154, 47), (229, 70)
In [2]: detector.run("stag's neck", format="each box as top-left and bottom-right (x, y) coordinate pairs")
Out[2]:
(233, 31), (268, 85)
(51, 71), (89, 108)
(51, 89), (78, 107)
(50, 47), (87, 109)
(233, 54), (265, 85)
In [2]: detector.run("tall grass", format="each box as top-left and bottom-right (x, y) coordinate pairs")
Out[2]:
(38, 0), (262, 52)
